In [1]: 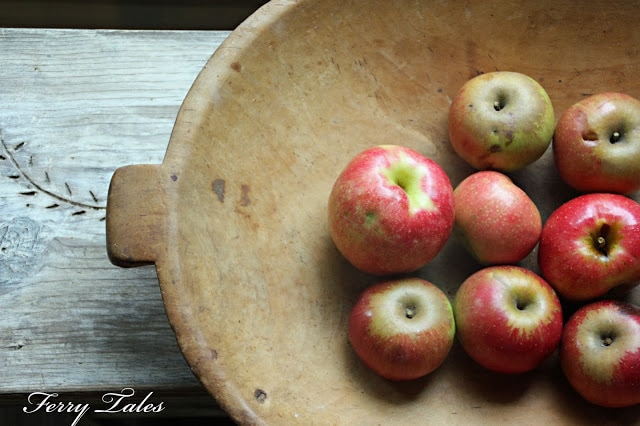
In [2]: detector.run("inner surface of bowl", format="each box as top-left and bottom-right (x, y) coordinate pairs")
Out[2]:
(155, 0), (640, 423)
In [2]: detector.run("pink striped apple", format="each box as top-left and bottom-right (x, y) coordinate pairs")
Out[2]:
(453, 170), (542, 265)
(560, 300), (640, 408)
(348, 277), (455, 381)
(553, 92), (640, 194)
(538, 193), (640, 301)
(453, 265), (563, 374)
(328, 145), (455, 275)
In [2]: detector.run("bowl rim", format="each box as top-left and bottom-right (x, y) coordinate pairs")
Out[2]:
(159, 1), (308, 423)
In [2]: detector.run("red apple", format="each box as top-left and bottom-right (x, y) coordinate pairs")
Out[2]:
(348, 277), (455, 381)
(448, 71), (555, 172)
(560, 300), (640, 408)
(453, 170), (542, 265)
(453, 265), (563, 374)
(328, 145), (455, 275)
(538, 193), (640, 301)
(553, 92), (640, 194)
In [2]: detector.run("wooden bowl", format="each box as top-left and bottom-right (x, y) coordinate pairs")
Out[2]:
(106, 0), (640, 424)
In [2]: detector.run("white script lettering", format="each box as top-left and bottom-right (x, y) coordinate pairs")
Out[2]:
(23, 392), (90, 426)
(95, 387), (165, 414)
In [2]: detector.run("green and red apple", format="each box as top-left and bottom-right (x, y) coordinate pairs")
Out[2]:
(453, 265), (563, 374)
(560, 299), (640, 408)
(538, 193), (640, 301)
(453, 170), (542, 265)
(328, 145), (455, 275)
(553, 92), (640, 194)
(348, 277), (455, 381)
(448, 71), (555, 171)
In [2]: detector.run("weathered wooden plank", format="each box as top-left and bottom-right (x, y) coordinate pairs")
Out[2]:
(0, 28), (230, 398)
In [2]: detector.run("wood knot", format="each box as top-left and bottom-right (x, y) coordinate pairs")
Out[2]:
(254, 389), (267, 403)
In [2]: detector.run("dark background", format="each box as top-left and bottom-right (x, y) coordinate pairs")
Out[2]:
(0, 0), (269, 30)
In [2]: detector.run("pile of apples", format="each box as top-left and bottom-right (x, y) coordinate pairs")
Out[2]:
(327, 71), (640, 408)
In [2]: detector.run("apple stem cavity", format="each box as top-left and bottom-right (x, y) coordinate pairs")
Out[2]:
(382, 162), (435, 214)
(511, 289), (534, 312)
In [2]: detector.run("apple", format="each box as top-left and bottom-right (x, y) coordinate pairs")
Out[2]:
(448, 71), (555, 172)
(453, 170), (542, 265)
(347, 277), (455, 381)
(328, 145), (455, 275)
(560, 299), (640, 408)
(453, 265), (563, 374)
(553, 92), (640, 194)
(538, 193), (640, 301)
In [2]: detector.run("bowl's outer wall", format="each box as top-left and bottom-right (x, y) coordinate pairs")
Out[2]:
(111, 0), (640, 424)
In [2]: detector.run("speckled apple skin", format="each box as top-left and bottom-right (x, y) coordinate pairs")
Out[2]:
(328, 145), (455, 275)
(453, 265), (563, 374)
(560, 300), (640, 408)
(538, 193), (640, 301)
(448, 71), (555, 172)
(553, 92), (640, 194)
(453, 170), (541, 265)
(348, 277), (455, 381)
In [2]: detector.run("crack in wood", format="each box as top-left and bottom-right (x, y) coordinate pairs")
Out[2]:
(7, 341), (25, 350)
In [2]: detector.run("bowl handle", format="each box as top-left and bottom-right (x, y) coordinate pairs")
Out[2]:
(106, 164), (166, 268)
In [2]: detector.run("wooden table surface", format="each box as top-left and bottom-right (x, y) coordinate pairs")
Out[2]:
(0, 27), (233, 420)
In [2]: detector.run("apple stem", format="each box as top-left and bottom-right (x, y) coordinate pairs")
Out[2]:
(493, 93), (507, 111)
(594, 223), (611, 256)
(602, 336), (613, 346)
(405, 306), (416, 319)
(610, 131), (621, 144)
